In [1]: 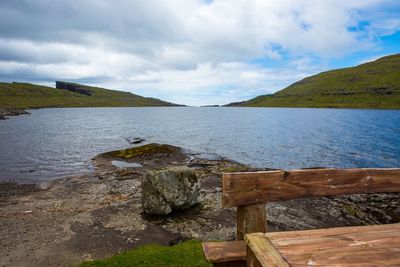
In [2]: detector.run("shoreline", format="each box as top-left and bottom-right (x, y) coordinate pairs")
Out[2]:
(0, 109), (30, 120)
(1, 143), (399, 266)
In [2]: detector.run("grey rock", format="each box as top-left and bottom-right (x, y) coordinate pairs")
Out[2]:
(0, 109), (29, 120)
(126, 137), (146, 144)
(141, 167), (200, 215)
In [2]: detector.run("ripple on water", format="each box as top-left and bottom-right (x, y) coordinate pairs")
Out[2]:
(0, 107), (399, 183)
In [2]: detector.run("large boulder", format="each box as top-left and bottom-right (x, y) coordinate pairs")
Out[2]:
(141, 167), (200, 215)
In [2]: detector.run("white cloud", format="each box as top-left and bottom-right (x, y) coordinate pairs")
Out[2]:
(0, 0), (399, 105)
(95, 61), (319, 106)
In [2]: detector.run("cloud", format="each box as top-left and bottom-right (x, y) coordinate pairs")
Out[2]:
(98, 61), (322, 106)
(0, 0), (399, 105)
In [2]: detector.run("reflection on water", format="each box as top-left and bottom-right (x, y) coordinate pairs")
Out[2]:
(0, 107), (399, 183)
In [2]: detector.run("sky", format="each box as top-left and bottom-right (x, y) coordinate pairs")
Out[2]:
(0, 0), (399, 106)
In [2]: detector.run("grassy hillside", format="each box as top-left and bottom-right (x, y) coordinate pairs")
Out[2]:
(229, 54), (400, 109)
(0, 82), (182, 108)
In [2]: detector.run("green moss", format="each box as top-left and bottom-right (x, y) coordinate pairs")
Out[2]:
(110, 143), (180, 159)
(220, 165), (250, 173)
(78, 240), (211, 267)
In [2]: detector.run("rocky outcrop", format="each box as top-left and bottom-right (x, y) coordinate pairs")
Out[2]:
(1, 143), (399, 267)
(141, 167), (200, 215)
(56, 81), (92, 96)
(0, 109), (29, 120)
(266, 193), (400, 231)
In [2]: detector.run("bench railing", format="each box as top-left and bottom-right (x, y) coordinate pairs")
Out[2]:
(223, 168), (400, 239)
(223, 168), (400, 207)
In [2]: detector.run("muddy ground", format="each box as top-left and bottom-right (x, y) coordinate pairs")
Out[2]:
(1, 143), (399, 267)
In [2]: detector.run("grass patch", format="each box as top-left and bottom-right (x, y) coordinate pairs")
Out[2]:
(78, 240), (211, 267)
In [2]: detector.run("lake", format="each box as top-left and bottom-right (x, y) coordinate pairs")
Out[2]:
(0, 107), (399, 183)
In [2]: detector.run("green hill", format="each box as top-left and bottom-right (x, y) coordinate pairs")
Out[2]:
(0, 81), (182, 108)
(227, 54), (400, 109)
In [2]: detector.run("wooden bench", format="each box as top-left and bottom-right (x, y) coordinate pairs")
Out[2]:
(245, 223), (400, 266)
(202, 168), (400, 266)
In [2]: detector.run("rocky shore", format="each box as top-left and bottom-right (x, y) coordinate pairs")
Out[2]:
(0, 109), (29, 120)
(1, 143), (399, 267)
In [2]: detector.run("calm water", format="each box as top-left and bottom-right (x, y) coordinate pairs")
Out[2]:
(0, 107), (399, 183)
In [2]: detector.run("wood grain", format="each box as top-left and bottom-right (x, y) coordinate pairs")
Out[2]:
(246, 245), (262, 267)
(251, 223), (400, 266)
(202, 241), (246, 263)
(222, 168), (400, 207)
(245, 233), (290, 267)
(237, 203), (267, 240)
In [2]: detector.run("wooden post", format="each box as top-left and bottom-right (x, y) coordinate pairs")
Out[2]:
(237, 203), (267, 240)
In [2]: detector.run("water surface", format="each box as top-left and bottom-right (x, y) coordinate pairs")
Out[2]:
(0, 107), (399, 183)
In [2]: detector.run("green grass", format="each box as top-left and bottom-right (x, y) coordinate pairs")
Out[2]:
(78, 240), (211, 267)
(230, 54), (400, 109)
(0, 82), (182, 108)
(110, 143), (179, 159)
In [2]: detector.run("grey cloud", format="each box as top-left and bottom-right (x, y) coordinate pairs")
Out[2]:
(0, 0), (399, 105)
(0, 64), (113, 86)
(0, 0), (182, 44)
(0, 40), (68, 63)
(0, 65), (52, 82)
(61, 75), (115, 85)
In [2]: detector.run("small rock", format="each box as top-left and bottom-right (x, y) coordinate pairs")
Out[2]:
(126, 137), (146, 144)
(141, 167), (200, 215)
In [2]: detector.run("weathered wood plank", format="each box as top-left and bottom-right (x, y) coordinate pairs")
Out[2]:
(222, 168), (400, 207)
(266, 221), (400, 240)
(286, 246), (400, 266)
(237, 203), (267, 240)
(202, 241), (246, 263)
(262, 223), (400, 266)
(245, 233), (290, 267)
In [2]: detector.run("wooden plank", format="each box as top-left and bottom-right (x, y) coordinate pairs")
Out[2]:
(245, 233), (290, 267)
(202, 241), (246, 263)
(266, 222), (400, 240)
(222, 168), (400, 207)
(264, 223), (400, 266)
(286, 246), (400, 266)
(237, 203), (267, 240)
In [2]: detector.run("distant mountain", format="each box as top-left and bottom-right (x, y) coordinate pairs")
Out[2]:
(226, 54), (400, 109)
(0, 81), (183, 108)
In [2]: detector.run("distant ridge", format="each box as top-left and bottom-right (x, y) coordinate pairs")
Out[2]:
(225, 54), (400, 109)
(0, 81), (184, 108)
